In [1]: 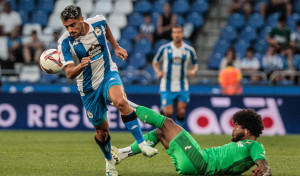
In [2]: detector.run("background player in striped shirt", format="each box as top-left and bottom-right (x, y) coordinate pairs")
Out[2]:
(153, 25), (198, 126)
(58, 5), (157, 176)
(112, 102), (272, 176)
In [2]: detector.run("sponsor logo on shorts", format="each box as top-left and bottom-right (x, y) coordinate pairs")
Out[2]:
(109, 78), (116, 81)
(87, 110), (93, 119)
(162, 99), (167, 105)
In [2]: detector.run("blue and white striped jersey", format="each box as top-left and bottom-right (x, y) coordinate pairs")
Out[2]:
(153, 42), (197, 92)
(58, 15), (118, 94)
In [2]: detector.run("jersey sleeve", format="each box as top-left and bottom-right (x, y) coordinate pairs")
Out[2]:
(153, 46), (165, 63)
(94, 15), (107, 29)
(189, 48), (198, 65)
(58, 38), (74, 66)
(249, 142), (267, 162)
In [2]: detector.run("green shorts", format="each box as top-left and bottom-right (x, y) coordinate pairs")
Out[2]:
(166, 130), (208, 175)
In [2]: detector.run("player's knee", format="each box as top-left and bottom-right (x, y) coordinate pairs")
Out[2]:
(96, 129), (109, 142)
(177, 109), (185, 118)
(112, 97), (128, 111)
(163, 110), (173, 117)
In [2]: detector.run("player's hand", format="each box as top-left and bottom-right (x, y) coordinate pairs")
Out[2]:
(80, 57), (91, 69)
(252, 167), (264, 176)
(115, 47), (128, 61)
(187, 70), (197, 77)
(155, 70), (164, 79)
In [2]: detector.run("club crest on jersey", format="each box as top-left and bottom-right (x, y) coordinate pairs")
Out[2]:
(94, 27), (102, 36)
(72, 40), (79, 46)
(173, 56), (182, 64)
(87, 110), (93, 119)
(87, 44), (104, 58)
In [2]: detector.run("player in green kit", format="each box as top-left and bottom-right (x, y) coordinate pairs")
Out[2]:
(111, 101), (271, 176)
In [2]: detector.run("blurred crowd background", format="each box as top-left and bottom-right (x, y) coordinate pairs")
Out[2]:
(0, 0), (300, 90)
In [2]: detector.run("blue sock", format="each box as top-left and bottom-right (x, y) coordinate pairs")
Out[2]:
(95, 135), (112, 160)
(122, 111), (145, 144)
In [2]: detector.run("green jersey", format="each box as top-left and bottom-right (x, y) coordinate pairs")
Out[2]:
(269, 27), (291, 46)
(202, 140), (266, 175)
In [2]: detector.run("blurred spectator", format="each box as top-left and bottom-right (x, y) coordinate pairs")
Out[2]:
(260, 0), (292, 18)
(135, 13), (155, 44)
(220, 47), (240, 70)
(23, 30), (44, 64)
(7, 28), (24, 63)
(262, 45), (284, 84)
(0, 2), (21, 36)
(266, 16), (294, 70)
(0, 0), (6, 13)
(219, 60), (243, 95)
(46, 30), (60, 49)
(290, 20), (300, 60)
(156, 3), (177, 40)
(267, 16), (291, 48)
(229, 0), (254, 19)
(240, 47), (260, 84)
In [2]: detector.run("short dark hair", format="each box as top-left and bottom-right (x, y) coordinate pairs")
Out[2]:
(278, 15), (286, 22)
(233, 109), (264, 137)
(247, 47), (254, 53)
(172, 24), (183, 31)
(31, 30), (37, 35)
(144, 12), (151, 17)
(60, 5), (82, 21)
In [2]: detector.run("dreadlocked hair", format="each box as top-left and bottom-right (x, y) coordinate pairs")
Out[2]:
(233, 109), (264, 137)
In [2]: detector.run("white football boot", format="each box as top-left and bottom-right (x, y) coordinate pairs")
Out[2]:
(111, 146), (122, 165)
(106, 159), (118, 176)
(139, 141), (158, 158)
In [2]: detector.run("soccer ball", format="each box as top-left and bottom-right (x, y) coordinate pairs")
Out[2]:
(39, 49), (63, 74)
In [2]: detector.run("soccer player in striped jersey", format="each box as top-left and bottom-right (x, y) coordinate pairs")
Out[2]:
(112, 102), (272, 176)
(58, 5), (157, 176)
(152, 25), (198, 126)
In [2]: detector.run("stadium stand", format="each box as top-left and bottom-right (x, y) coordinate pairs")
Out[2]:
(2, 0), (300, 86)
(208, 0), (300, 85)
(0, 0), (211, 85)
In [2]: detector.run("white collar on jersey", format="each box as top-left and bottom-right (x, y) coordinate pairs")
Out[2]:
(171, 41), (185, 50)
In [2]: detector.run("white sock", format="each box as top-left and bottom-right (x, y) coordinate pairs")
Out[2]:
(119, 146), (134, 160)
(138, 141), (147, 149)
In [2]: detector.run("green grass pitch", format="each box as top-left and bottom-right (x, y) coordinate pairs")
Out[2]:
(0, 131), (299, 176)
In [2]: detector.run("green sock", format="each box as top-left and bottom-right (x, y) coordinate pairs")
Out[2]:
(130, 130), (158, 154)
(136, 106), (166, 128)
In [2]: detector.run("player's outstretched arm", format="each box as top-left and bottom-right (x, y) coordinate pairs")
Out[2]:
(105, 25), (128, 60)
(64, 57), (91, 79)
(252, 160), (271, 176)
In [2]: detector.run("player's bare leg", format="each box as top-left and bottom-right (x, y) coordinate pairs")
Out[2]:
(109, 85), (158, 158)
(94, 119), (118, 176)
(111, 100), (183, 164)
(163, 104), (174, 117)
(160, 118), (183, 145)
(176, 101), (187, 126)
